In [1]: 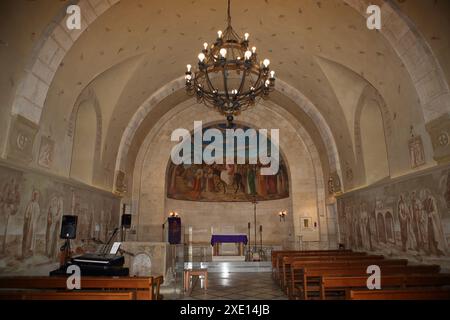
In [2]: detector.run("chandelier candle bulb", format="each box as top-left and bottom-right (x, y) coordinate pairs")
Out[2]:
(263, 59), (270, 68)
(220, 48), (227, 58)
(203, 42), (208, 51)
(186, 64), (192, 72)
(252, 46), (257, 54)
(244, 50), (252, 60)
(217, 30), (223, 39)
(244, 33), (250, 41)
(270, 70), (275, 79)
(198, 53), (205, 62)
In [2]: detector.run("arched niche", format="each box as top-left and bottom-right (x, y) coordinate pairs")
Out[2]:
(70, 100), (98, 184)
(360, 98), (390, 184)
(68, 88), (102, 185)
(355, 86), (392, 185)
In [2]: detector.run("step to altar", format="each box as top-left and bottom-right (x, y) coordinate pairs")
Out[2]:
(212, 255), (246, 262)
(183, 261), (272, 273)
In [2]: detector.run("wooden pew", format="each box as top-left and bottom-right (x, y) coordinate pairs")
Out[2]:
(282, 259), (408, 293)
(0, 276), (163, 300)
(320, 274), (450, 300)
(346, 288), (450, 300)
(271, 250), (353, 270)
(281, 255), (390, 291)
(0, 291), (134, 300)
(272, 250), (361, 279)
(277, 253), (371, 285)
(290, 264), (441, 300)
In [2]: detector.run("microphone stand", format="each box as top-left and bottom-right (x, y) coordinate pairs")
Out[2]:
(102, 228), (119, 255)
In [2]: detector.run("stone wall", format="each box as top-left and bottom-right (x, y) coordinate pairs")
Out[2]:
(337, 164), (450, 269)
(165, 198), (295, 247)
(0, 160), (121, 275)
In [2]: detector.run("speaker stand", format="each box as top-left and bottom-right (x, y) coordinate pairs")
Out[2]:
(59, 239), (72, 267)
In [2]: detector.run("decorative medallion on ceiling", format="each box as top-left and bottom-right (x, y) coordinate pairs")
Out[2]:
(184, 0), (276, 125)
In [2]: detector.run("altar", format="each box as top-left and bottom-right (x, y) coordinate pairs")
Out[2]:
(211, 234), (248, 261)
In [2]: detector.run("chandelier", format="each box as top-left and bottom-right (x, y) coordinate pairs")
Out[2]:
(185, 0), (276, 124)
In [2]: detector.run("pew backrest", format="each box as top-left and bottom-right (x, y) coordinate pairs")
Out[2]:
(0, 276), (159, 300)
(346, 288), (450, 300)
(0, 291), (134, 300)
(320, 274), (450, 299)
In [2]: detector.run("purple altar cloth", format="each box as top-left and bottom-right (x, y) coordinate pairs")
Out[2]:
(211, 235), (248, 246)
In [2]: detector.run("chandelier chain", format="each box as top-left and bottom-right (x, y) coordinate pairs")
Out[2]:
(227, 0), (231, 27)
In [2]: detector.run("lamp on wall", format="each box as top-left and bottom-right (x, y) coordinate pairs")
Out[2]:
(278, 210), (287, 222)
(169, 211), (179, 217)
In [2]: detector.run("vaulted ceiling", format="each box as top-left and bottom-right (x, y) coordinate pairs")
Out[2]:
(1, 0), (449, 192)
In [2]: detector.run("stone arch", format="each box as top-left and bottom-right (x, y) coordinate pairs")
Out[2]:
(129, 99), (332, 248)
(344, 0), (450, 122)
(10, 0), (121, 124)
(114, 77), (342, 194)
(8, 0), (448, 130)
(163, 119), (293, 202)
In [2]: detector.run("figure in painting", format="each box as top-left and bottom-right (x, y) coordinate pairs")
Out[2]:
(277, 165), (287, 195)
(396, 194), (417, 250)
(376, 212), (387, 244)
(369, 211), (377, 249)
(410, 191), (423, 250)
(190, 165), (204, 200)
(408, 135), (425, 168)
(397, 194), (409, 252)
(206, 167), (215, 192)
(344, 204), (353, 248)
(247, 165), (256, 196)
(353, 207), (363, 248)
(45, 195), (63, 259)
(22, 190), (41, 258)
(422, 189), (446, 256)
(359, 202), (370, 250)
(267, 168), (278, 195)
(1, 178), (21, 253)
(38, 137), (54, 168)
(257, 166), (267, 198)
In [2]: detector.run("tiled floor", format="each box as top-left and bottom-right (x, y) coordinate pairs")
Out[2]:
(181, 272), (288, 300)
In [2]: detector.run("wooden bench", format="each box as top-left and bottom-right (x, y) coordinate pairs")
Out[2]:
(272, 250), (362, 279)
(346, 288), (450, 300)
(290, 264), (441, 300)
(0, 276), (164, 300)
(0, 291), (134, 300)
(320, 274), (450, 300)
(276, 253), (371, 284)
(271, 250), (353, 269)
(281, 256), (393, 291)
